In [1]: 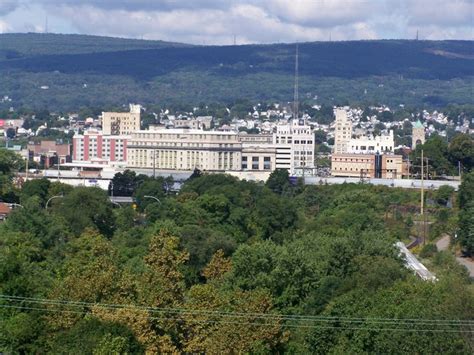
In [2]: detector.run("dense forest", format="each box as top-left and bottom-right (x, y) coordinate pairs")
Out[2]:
(1, 148), (473, 353)
(0, 34), (473, 110)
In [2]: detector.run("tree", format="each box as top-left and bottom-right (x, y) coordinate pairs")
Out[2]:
(433, 185), (454, 206)
(448, 133), (474, 172)
(48, 229), (121, 329)
(458, 171), (474, 210)
(134, 178), (166, 209)
(58, 186), (115, 236)
(266, 169), (291, 195)
(458, 172), (474, 255)
(0, 148), (22, 176)
(6, 127), (16, 139)
(109, 170), (143, 197)
(20, 178), (51, 206)
(188, 168), (202, 180)
(411, 135), (453, 177)
(314, 130), (327, 144)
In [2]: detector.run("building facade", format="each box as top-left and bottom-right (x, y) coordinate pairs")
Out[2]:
(73, 130), (129, 163)
(273, 119), (315, 175)
(27, 140), (72, 168)
(102, 104), (141, 135)
(331, 153), (405, 179)
(334, 109), (394, 154)
(127, 129), (242, 171)
(347, 130), (394, 153)
(334, 109), (353, 154)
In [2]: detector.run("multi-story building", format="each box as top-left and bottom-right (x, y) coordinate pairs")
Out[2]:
(27, 140), (72, 168)
(102, 104), (141, 135)
(334, 109), (394, 154)
(334, 109), (353, 154)
(412, 120), (425, 148)
(126, 128), (278, 173)
(347, 130), (394, 153)
(239, 133), (276, 172)
(127, 128), (242, 171)
(273, 119), (315, 175)
(331, 153), (405, 179)
(73, 130), (129, 163)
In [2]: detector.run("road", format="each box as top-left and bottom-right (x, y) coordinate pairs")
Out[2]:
(436, 235), (474, 278)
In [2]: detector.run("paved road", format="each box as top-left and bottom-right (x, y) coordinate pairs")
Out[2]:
(436, 235), (450, 251)
(436, 235), (474, 278)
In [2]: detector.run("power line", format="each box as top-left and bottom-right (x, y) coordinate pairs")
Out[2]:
(1, 304), (472, 333)
(1, 295), (472, 330)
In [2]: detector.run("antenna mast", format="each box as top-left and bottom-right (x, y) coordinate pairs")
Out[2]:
(293, 44), (299, 121)
(45, 15), (48, 34)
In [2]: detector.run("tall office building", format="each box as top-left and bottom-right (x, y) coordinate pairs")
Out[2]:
(273, 119), (315, 175)
(334, 109), (353, 154)
(102, 104), (141, 135)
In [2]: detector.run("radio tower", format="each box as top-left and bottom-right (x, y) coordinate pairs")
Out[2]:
(293, 44), (299, 121)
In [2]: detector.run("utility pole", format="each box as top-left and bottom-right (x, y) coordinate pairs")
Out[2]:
(458, 161), (462, 179)
(420, 149), (424, 216)
(25, 157), (28, 182)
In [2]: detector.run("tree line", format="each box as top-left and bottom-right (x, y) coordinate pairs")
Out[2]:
(0, 150), (473, 352)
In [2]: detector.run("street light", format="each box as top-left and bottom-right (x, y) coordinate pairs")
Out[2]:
(46, 194), (64, 209)
(143, 195), (161, 204)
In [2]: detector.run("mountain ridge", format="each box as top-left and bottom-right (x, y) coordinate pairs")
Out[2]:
(0, 33), (473, 109)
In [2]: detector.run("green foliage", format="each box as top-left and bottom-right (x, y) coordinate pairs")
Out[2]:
(0, 148), (22, 175)
(1, 174), (473, 353)
(434, 185), (455, 206)
(265, 169), (291, 195)
(458, 172), (474, 255)
(449, 133), (474, 171)
(59, 186), (115, 237)
(20, 178), (51, 205)
(419, 243), (438, 258)
(49, 318), (143, 354)
(1, 35), (473, 110)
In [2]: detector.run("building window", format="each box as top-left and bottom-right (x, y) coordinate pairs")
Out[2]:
(252, 157), (259, 170)
(263, 157), (271, 170)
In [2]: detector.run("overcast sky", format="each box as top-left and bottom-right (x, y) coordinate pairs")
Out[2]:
(0, 0), (472, 44)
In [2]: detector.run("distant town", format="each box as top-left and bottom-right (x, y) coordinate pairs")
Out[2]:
(0, 100), (472, 191)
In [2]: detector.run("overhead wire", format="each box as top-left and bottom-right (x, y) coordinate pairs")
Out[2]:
(1, 303), (473, 333)
(0, 294), (472, 333)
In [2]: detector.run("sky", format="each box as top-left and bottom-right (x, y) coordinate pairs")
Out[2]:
(0, 0), (472, 44)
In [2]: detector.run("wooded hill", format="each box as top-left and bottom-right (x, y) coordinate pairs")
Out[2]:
(0, 33), (473, 109)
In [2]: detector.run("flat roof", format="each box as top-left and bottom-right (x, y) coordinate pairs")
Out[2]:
(135, 128), (237, 135)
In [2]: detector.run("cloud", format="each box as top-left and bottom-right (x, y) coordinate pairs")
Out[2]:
(403, 0), (473, 27)
(0, 0), (472, 43)
(0, 0), (19, 16)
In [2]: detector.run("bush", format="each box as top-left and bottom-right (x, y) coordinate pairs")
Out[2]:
(419, 243), (438, 258)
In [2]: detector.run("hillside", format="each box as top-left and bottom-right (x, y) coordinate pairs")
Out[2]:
(0, 33), (189, 58)
(0, 33), (473, 110)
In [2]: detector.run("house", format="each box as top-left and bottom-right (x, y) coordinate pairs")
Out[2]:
(0, 203), (12, 221)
